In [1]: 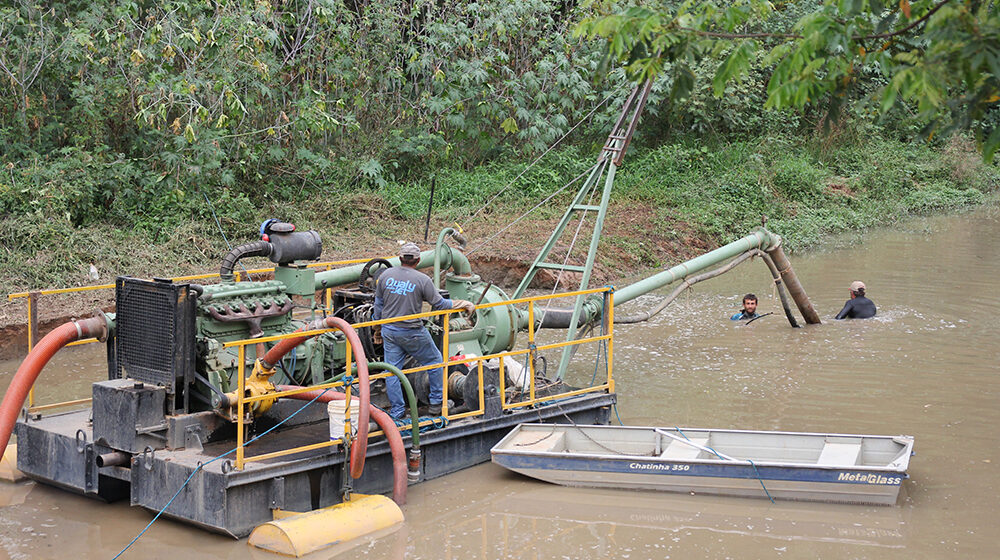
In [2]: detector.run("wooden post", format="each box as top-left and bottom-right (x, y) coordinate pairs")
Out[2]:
(765, 245), (821, 324)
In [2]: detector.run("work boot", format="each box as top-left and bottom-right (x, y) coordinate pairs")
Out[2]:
(427, 400), (454, 416)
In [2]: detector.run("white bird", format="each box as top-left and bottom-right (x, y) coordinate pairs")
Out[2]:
(88, 263), (100, 282)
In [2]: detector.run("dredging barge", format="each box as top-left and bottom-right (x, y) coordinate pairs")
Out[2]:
(0, 84), (823, 541)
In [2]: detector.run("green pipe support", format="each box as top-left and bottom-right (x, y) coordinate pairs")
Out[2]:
(433, 227), (456, 288)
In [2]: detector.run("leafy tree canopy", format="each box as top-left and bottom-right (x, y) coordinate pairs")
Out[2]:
(577, 0), (1000, 160)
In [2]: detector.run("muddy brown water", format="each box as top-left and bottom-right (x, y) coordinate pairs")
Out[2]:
(1, 207), (998, 559)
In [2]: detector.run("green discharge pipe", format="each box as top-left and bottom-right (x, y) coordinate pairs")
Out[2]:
(614, 229), (781, 305)
(526, 229), (784, 329)
(348, 362), (420, 448)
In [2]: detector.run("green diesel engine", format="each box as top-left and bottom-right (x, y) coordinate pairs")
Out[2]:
(110, 221), (520, 423)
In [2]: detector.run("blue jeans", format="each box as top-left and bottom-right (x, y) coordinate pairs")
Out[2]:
(382, 327), (444, 419)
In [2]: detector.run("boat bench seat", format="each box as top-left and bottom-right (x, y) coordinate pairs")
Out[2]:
(817, 442), (862, 466)
(659, 438), (708, 460)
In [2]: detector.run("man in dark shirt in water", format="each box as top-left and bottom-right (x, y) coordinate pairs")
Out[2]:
(730, 293), (760, 321)
(835, 281), (877, 319)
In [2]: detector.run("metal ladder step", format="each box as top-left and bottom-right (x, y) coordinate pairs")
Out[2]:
(535, 263), (586, 273)
(572, 204), (602, 212)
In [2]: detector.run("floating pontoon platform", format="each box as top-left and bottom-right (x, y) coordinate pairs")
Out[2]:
(15, 380), (614, 537)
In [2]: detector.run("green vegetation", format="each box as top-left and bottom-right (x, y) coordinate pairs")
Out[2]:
(580, 0), (1000, 160)
(1, 1), (998, 299)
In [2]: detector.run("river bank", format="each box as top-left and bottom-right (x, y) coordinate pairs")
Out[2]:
(2, 132), (997, 354)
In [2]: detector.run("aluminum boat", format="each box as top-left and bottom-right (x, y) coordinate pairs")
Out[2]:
(491, 424), (914, 505)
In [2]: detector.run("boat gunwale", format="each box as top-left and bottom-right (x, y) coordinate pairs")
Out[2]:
(491, 423), (914, 473)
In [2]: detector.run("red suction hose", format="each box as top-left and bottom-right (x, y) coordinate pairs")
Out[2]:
(263, 317), (370, 479)
(0, 317), (107, 458)
(277, 385), (407, 505)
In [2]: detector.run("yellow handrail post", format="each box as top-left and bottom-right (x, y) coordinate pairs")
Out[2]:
(27, 291), (38, 407)
(477, 360), (485, 412)
(236, 344), (246, 470)
(441, 310), (450, 416)
(498, 356), (506, 409)
(527, 304), (535, 403)
(607, 290), (615, 393)
(325, 264), (333, 313)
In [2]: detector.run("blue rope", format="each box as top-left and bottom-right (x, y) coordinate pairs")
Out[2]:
(393, 414), (449, 436)
(747, 458), (775, 504)
(674, 427), (775, 504)
(588, 339), (605, 386)
(674, 426), (726, 460)
(612, 402), (624, 426)
(112, 387), (332, 559)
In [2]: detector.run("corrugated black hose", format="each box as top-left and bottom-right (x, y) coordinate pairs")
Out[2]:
(219, 240), (272, 277)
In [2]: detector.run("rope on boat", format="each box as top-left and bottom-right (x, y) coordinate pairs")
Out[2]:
(555, 404), (649, 456)
(676, 427), (775, 504)
(113, 387), (334, 560)
(515, 430), (558, 447)
(747, 459), (776, 504)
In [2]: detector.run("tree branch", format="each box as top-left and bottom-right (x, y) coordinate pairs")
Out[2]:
(675, 0), (953, 42)
(860, 0), (953, 40)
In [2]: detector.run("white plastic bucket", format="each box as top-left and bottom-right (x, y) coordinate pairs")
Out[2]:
(328, 399), (361, 441)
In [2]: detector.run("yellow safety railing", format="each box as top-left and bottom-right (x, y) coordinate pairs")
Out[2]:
(224, 286), (614, 470)
(6, 256), (390, 408)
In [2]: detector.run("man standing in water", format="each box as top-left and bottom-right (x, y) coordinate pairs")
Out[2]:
(730, 294), (760, 321)
(374, 242), (476, 419)
(835, 281), (876, 319)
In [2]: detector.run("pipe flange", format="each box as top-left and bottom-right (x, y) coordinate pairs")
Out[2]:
(89, 310), (111, 343)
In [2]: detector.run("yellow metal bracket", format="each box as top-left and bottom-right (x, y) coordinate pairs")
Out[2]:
(224, 359), (278, 421)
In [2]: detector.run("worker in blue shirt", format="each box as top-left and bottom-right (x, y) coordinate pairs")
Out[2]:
(731, 293), (760, 321)
(374, 242), (475, 419)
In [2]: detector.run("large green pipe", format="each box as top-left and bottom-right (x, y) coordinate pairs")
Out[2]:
(313, 245), (472, 291)
(529, 229), (784, 328)
(614, 229), (782, 305)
